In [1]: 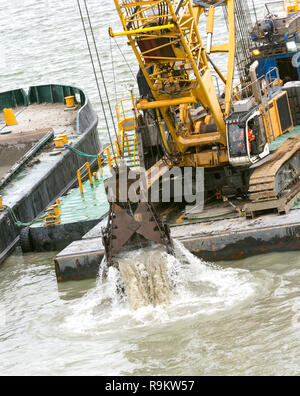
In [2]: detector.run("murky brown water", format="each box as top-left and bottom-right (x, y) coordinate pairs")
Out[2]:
(0, 244), (300, 376)
(118, 247), (172, 310)
(0, 0), (299, 376)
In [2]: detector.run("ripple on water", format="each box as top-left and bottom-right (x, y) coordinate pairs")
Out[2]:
(59, 242), (275, 339)
(0, 0), (298, 376)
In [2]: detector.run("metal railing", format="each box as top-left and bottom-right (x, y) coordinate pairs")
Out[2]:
(76, 96), (141, 194)
(77, 162), (93, 194)
(116, 96), (140, 170)
(77, 133), (136, 194)
(231, 67), (282, 143)
(232, 67), (282, 104)
(115, 98), (136, 131)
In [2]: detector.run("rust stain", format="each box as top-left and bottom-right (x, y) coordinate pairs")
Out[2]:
(211, 243), (217, 258)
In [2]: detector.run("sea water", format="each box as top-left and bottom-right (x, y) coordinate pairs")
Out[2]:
(0, 0), (299, 376)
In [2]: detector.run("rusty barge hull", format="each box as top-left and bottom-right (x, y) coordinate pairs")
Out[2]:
(172, 212), (300, 261)
(54, 209), (300, 282)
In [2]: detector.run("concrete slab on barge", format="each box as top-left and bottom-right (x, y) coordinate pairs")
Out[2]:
(54, 219), (107, 281)
(54, 208), (300, 281)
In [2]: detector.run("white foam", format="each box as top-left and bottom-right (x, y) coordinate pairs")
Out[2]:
(61, 241), (268, 334)
(118, 247), (171, 310)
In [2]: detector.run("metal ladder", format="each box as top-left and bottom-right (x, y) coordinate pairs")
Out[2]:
(116, 98), (140, 171)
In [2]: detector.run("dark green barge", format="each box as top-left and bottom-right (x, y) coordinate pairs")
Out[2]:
(0, 84), (101, 265)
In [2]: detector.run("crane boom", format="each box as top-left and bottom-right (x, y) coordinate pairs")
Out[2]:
(103, 0), (300, 264)
(111, 0), (236, 165)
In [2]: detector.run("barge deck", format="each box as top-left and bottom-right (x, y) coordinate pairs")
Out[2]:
(11, 113), (300, 282)
(18, 124), (300, 283)
(54, 205), (300, 282)
(0, 84), (101, 265)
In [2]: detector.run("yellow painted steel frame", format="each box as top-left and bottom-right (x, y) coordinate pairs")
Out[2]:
(112, 0), (236, 159)
(260, 91), (294, 143)
(284, 0), (300, 13)
(273, 92), (294, 135)
(77, 162), (93, 194)
(115, 97), (141, 170)
(44, 204), (61, 226)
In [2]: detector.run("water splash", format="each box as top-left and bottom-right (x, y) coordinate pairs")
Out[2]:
(118, 248), (171, 310)
(97, 240), (258, 314)
(61, 239), (275, 340)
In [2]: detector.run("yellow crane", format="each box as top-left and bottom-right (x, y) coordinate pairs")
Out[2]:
(110, 0), (236, 167)
(102, 0), (300, 264)
(109, 0), (300, 212)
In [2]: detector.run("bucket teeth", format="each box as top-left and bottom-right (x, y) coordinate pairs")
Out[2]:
(101, 165), (173, 266)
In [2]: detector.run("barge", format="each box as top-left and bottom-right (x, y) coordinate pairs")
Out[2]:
(5, 0), (300, 283)
(39, 0), (300, 281)
(0, 84), (101, 265)
(96, 0), (300, 270)
(54, 205), (300, 282)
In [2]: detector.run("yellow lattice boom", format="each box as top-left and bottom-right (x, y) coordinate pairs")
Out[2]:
(111, 0), (236, 167)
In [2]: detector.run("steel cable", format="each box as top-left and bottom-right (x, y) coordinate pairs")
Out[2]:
(82, 0), (122, 156)
(76, 0), (117, 161)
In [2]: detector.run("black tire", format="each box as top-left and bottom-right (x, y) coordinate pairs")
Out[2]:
(19, 227), (33, 253)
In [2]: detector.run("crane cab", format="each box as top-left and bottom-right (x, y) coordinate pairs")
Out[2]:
(226, 109), (269, 167)
(227, 90), (294, 167)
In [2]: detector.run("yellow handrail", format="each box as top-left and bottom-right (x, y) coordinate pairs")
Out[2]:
(77, 162), (93, 194)
(76, 96), (141, 189)
(133, 134), (140, 171)
(124, 133), (131, 156)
